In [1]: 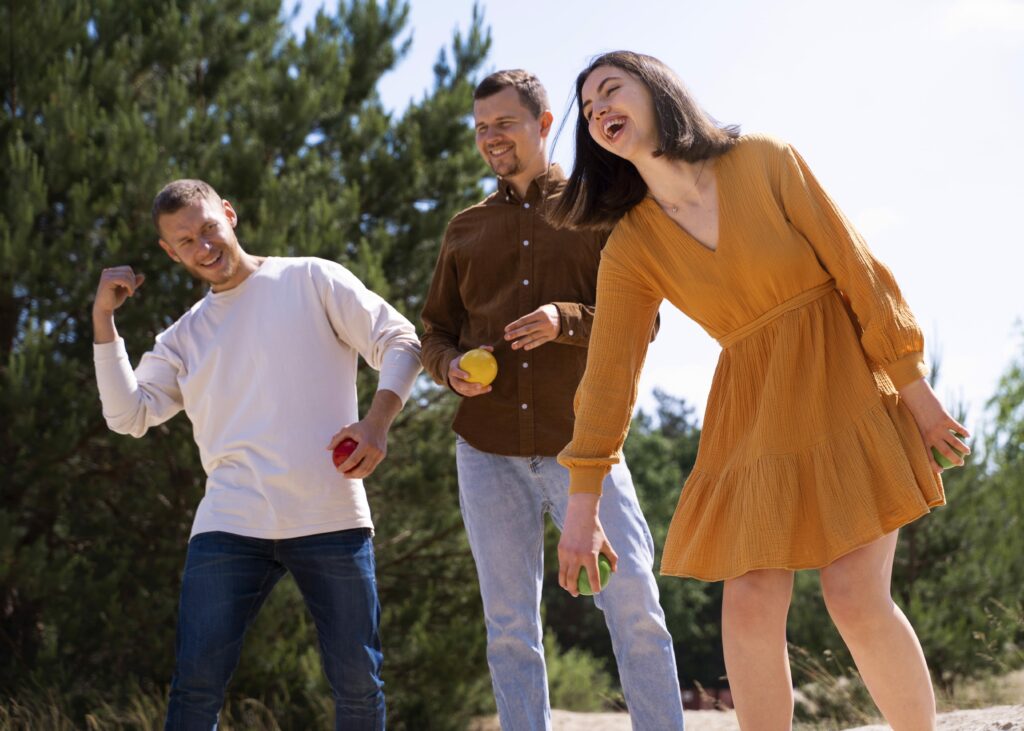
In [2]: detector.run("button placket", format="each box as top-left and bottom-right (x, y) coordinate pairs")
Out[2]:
(516, 196), (537, 454)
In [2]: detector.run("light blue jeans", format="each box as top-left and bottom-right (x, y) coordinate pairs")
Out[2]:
(456, 437), (685, 731)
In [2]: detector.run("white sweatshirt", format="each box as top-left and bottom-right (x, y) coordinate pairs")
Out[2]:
(93, 256), (422, 539)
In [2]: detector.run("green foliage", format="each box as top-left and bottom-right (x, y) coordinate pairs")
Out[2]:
(544, 629), (617, 712)
(1, 0), (492, 727)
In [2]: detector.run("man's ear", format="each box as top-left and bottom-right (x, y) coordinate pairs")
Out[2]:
(222, 199), (238, 229)
(158, 238), (180, 262)
(538, 110), (555, 139)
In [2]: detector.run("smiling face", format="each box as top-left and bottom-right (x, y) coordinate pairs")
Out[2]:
(580, 64), (658, 163)
(473, 86), (553, 185)
(157, 196), (245, 292)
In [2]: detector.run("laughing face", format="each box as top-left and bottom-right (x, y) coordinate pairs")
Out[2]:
(580, 65), (658, 163)
(157, 196), (245, 292)
(473, 86), (552, 183)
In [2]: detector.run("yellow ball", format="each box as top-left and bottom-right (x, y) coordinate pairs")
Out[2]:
(460, 348), (498, 386)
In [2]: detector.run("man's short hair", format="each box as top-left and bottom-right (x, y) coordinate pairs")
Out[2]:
(474, 70), (550, 119)
(152, 179), (222, 234)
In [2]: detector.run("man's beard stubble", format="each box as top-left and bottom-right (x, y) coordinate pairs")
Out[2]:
(489, 153), (522, 179)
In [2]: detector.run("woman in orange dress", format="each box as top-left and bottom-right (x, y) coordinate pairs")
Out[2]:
(551, 50), (968, 730)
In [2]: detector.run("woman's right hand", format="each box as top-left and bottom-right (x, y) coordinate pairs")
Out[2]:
(558, 493), (618, 597)
(898, 377), (970, 473)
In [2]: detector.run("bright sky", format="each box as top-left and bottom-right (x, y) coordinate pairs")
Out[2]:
(290, 0), (1024, 428)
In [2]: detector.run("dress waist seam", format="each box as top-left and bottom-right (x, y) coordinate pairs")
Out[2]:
(717, 280), (836, 349)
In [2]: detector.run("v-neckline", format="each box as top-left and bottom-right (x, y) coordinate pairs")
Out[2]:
(646, 157), (725, 255)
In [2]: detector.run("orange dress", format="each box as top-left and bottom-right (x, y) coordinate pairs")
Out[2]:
(559, 134), (943, 582)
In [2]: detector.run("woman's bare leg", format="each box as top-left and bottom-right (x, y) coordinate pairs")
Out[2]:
(819, 531), (936, 730)
(722, 569), (796, 730)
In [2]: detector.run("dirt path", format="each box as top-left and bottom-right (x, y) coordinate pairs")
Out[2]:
(846, 704), (1024, 730)
(468, 709), (738, 730)
(470, 705), (1024, 730)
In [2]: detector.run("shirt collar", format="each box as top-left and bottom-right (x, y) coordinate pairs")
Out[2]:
(498, 164), (566, 205)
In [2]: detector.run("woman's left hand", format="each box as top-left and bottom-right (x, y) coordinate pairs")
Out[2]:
(898, 378), (970, 473)
(558, 493), (618, 597)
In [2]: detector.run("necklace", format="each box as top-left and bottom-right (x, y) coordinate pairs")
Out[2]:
(649, 159), (707, 214)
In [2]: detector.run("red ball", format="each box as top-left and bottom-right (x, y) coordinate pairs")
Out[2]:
(332, 438), (359, 470)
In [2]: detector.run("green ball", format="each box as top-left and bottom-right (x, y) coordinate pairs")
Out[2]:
(932, 430), (966, 469)
(577, 554), (612, 596)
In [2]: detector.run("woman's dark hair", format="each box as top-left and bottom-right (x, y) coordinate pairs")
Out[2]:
(550, 50), (740, 231)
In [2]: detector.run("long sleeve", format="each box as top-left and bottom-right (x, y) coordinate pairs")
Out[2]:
(94, 337), (185, 437)
(557, 243), (662, 494)
(778, 143), (927, 389)
(419, 232), (465, 389)
(316, 262), (422, 405)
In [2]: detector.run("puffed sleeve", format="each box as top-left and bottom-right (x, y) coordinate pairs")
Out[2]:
(778, 142), (928, 388)
(557, 235), (662, 494)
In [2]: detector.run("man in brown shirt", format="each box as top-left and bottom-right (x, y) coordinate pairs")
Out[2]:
(420, 70), (684, 729)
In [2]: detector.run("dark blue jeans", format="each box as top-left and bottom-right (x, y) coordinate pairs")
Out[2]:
(164, 528), (384, 731)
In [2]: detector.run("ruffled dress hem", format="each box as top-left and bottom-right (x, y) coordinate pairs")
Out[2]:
(659, 398), (944, 582)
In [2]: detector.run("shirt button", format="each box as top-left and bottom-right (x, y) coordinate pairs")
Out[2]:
(523, 203), (530, 209)
(521, 403), (528, 410)
(522, 239), (529, 246)
(522, 279), (529, 285)
(522, 362), (529, 368)
(568, 329), (574, 336)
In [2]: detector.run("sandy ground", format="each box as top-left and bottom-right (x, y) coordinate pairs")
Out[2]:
(469, 705), (1024, 730)
(846, 705), (1024, 730)
(468, 671), (1024, 729)
(468, 709), (738, 730)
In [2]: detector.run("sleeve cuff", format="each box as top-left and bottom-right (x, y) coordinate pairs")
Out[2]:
(552, 302), (586, 346)
(884, 352), (928, 390)
(377, 345), (423, 405)
(424, 346), (462, 389)
(567, 464), (610, 495)
(441, 347), (464, 392)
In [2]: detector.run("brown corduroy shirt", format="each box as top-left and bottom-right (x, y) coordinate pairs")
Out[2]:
(420, 166), (610, 457)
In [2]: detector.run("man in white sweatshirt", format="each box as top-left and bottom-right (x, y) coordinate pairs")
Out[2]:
(92, 179), (421, 731)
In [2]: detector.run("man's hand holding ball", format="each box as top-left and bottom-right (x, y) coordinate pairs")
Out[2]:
(448, 346), (497, 397)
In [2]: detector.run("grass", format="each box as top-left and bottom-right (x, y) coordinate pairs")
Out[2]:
(0, 690), (287, 731)
(790, 644), (881, 729)
(3, 627), (1021, 731)
(790, 648), (1024, 729)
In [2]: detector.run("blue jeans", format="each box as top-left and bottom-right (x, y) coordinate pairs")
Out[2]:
(164, 529), (384, 731)
(456, 438), (685, 731)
